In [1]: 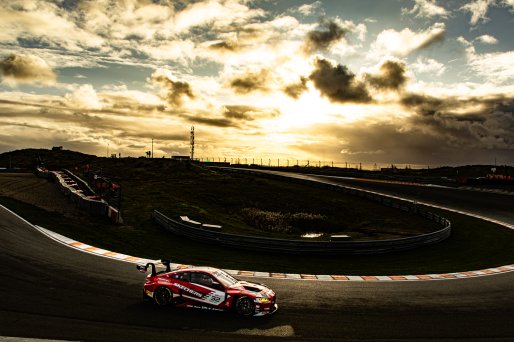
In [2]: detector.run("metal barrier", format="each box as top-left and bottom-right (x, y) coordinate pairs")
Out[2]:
(50, 171), (108, 216)
(153, 168), (451, 254)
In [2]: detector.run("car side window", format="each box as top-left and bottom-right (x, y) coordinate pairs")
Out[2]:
(191, 272), (223, 291)
(171, 271), (190, 282)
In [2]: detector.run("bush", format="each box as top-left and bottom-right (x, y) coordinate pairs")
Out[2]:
(240, 207), (327, 234)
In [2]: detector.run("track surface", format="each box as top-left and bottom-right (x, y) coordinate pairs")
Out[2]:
(1, 172), (514, 341)
(276, 171), (514, 225)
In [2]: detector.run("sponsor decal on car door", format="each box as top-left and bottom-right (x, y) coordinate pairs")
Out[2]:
(189, 283), (225, 307)
(187, 272), (226, 307)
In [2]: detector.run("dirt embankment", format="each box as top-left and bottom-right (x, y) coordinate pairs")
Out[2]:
(0, 173), (82, 218)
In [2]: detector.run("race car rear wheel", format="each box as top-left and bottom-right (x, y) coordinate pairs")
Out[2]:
(235, 296), (255, 316)
(154, 286), (173, 306)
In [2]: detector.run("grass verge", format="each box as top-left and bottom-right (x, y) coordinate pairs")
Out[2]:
(1, 195), (513, 275)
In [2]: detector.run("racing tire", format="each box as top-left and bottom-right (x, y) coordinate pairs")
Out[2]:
(235, 296), (255, 316)
(153, 286), (173, 306)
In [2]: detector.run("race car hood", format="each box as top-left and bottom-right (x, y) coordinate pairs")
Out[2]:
(229, 281), (275, 297)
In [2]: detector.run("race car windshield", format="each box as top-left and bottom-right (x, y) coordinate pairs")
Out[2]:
(213, 270), (238, 287)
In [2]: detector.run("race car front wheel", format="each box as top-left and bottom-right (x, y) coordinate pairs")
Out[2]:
(154, 286), (173, 306)
(235, 296), (255, 316)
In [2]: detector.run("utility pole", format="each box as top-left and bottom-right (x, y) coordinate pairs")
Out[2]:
(151, 139), (153, 158)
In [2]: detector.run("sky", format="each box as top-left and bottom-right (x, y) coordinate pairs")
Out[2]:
(0, 0), (513, 166)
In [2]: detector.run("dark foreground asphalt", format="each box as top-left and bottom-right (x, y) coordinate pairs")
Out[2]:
(1, 173), (514, 341)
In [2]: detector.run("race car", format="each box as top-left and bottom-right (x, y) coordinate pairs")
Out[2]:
(136, 259), (278, 316)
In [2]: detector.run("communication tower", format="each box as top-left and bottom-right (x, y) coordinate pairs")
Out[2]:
(190, 126), (195, 160)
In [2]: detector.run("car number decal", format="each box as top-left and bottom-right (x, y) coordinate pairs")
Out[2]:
(203, 292), (223, 305)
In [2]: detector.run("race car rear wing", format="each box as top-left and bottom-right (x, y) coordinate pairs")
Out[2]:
(136, 258), (172, 276)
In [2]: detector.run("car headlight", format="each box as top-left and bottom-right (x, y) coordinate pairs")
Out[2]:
(256, 297), (270, 303)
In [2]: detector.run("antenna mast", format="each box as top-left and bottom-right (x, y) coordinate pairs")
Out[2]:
(190, 126), (195, 160)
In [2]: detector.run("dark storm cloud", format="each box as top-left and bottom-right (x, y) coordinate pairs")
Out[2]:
(0, 54), (56, 85)
(289, 94), (514, 165)
(176, 105), (281, 129)
(304, 19), (347, 54)
(151, 74), (195, 106)
(402, 93), (514, 150)
(365, 60), (407, 90)
(229, 69), (270, 94)
(223, 105), (280, 121)
(188, 116), (236, 128)
(283, 77), (308, 99)
(309, 58), (371, 103)
(209, 41), (240, 52)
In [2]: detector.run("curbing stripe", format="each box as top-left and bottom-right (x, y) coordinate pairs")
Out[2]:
(1, 203), (513, 282)
(30, 225), (514, 282)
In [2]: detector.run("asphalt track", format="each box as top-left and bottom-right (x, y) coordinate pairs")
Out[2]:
(1, 172), (514, 341)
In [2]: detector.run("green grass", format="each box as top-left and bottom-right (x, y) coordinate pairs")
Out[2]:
(2, 194), (513, 275)
(98, 160), (437, 240)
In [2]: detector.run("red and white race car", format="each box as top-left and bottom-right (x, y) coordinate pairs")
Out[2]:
(137, 260), (278, 316)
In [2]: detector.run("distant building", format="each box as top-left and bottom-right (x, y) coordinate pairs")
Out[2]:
(52, 146), (63, 151)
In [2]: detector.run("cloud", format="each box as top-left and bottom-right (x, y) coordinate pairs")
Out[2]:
(0, 90), (210, 157)
(173, 0), (264, 32)
(402, 0), (449, 18)
(402, 93), (514, 152)
(65, 84), (102, 110)
(504, 0), (514, 10)
(460, 0), (495, 25)
(291, 93), (514, 165)
(309, 57), (371, 103)
(296, 1), (323, 16)
(364, 59), (407, 90)
(303, 19), (348, 54)
(229, 69), (271, 94)
(222, 105), (280, 121)
(0, 1), (104, 50)
(151, 70), (195, 106)
(0, 54), (56, 86)
(208, 40), (241, 52)
(475, 34), (498, 44)
(458, 37), (514, 84)
(469, 51), (514, 84)
(370, 22), (445, 58)
(283, 77), (308, 99)
(411, 57), (446, 76)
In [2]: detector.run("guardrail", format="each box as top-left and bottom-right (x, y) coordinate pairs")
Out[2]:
(51, 171), (108, 216)
(153, 168), (451, 255)
(154, 211), (450, 255)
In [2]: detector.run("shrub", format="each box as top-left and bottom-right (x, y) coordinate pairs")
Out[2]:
(240, 207), (327, 234)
